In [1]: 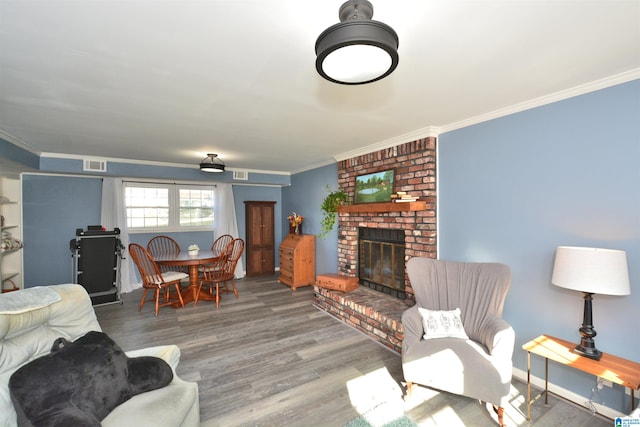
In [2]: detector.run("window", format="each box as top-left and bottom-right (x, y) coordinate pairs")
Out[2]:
(126, 185), (169, 229)
(179, 188), (214, 227)
(125, 183), (214, 232)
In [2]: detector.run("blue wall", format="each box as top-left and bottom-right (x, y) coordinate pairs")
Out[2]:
(438, 79), (640, 413)
(0, 137), (39, 170)
(129, 232), (216, 254)
(22, 175), (102, 286)
(284, 163), (340, 275)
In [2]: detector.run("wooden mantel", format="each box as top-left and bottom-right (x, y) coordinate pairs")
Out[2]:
(337, 201), (427, 213)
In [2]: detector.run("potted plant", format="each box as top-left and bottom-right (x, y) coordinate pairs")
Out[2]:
(287, 212), (304, 234)
(319, 185), (349, 238)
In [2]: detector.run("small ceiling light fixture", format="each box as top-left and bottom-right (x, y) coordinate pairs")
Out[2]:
(315, 0), (399, 85)
(199, 153), (225, 173)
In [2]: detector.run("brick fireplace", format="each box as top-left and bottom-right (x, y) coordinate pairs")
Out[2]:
(313, 137), (437, 353)
(358, 227), (406, 298)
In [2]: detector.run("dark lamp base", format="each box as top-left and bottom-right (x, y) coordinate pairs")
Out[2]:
(573, 344), (602, 361)
(572, 292), (603, 361)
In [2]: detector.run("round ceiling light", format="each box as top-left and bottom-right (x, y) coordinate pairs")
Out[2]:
(315, 0), (399, 85)
(199, 153), (225, 173)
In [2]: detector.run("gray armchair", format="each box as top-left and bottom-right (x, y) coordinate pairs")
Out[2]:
(402, 257), (514, 426)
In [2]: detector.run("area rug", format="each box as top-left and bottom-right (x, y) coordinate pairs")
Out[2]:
(344, 401), (417, 427)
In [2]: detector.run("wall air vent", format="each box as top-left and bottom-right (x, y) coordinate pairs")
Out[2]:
(83, 159), (107, 172)
(233, 170), (249, 181)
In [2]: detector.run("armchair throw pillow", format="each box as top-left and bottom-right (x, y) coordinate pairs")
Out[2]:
(418, 307), (469, 340)
(9, 331), (173, 427)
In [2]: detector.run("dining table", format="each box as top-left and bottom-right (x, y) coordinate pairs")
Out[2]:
(155, 249), (220, 305)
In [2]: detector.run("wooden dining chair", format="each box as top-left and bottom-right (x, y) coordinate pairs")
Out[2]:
(129, 243), (187, 316)
(211, 234), (233, 256)
(194, 251), (228, 307)
(147, 235), (187, 274)
(198, 233), (233, 274)
(196, 238), (244, 308)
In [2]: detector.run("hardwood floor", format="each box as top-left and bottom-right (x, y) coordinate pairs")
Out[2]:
(94, 275), (611, 427)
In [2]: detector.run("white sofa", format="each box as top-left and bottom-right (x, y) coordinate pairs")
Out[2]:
(0, 284), (200, 427)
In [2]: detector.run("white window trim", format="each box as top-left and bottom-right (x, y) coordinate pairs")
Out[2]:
(125, 181), (215, 234)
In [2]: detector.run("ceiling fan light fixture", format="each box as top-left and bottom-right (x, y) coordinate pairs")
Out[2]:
(315, 0), (399, 85)
(199, 153), (225, 173)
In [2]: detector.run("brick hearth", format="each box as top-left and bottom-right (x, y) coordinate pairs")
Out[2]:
(313, 285), (406, 354)
(313, 137), (437, 351)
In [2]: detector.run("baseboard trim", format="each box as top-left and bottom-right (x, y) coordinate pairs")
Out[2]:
(512, 367), (627, 420)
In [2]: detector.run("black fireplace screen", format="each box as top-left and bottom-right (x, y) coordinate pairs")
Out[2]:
(358, 228), (406, 299)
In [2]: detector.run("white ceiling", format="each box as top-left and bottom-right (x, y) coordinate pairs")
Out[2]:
(1, 1), (639, 174)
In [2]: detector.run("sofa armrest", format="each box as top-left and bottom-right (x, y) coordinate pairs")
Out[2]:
(103, 371), (200, 427)
(125, 345), (181, 371)
(478, 316), (515, 358)
(106, 345), (200, 427)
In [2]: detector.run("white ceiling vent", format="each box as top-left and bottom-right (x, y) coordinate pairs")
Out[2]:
(233, 170), (249, 181)
(83, 159), (107, 172)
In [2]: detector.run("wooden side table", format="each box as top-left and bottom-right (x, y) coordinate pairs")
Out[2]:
(523, 334), (640, 420)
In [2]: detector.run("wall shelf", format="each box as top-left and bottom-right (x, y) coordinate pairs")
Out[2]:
(337, 201), (427, 213)
(1, 247), (21, 256)
(1, 177), (23, 291)
(2, 272), (19, 282)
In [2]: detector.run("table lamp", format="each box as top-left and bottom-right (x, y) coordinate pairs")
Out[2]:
(551, 246), (630, 361)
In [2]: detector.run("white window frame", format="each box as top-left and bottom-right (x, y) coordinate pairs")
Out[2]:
(125, 181), (215, 233)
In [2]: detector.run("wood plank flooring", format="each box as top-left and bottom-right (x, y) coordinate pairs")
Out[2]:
(94, 275), (611, 427)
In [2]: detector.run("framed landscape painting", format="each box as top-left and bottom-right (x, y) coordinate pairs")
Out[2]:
(354, 169), (395, 203)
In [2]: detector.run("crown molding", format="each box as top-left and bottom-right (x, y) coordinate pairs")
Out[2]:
(0, 130), (42, 155)
(290, 158), (337, 175)
(40, 152), (290, 175)
(41, 152), (196, 169)
(333, 69), (640, 162)
(227, 167), (290, 176)
(439, 68), (640, 134)
(333, 126), (440, 162)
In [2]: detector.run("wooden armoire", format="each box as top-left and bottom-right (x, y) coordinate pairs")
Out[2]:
(244, 201), (276, 276)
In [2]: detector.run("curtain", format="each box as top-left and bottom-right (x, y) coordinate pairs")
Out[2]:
(214, 184), (245, 278)
(101, 178), (140, 293)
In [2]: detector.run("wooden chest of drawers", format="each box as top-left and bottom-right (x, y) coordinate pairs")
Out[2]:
(278, 234), (315, 291)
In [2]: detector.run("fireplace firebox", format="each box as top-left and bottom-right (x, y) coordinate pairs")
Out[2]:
(358, 227), (406, 299)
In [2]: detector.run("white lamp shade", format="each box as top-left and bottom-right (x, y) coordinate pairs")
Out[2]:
(552, 246), (631, 295)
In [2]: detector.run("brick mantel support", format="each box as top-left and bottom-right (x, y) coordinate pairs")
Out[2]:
(336, 137), (437, 302)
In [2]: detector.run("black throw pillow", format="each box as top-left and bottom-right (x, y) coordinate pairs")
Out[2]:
(9, 331), (173, 427)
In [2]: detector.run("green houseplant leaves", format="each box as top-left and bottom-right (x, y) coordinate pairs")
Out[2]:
(319, 186), (350, 239)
